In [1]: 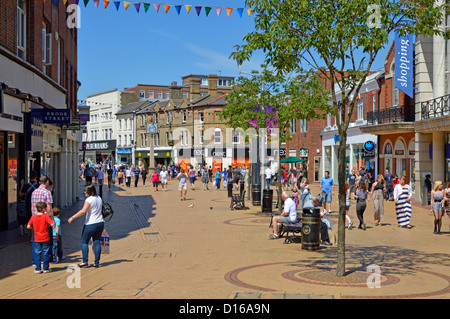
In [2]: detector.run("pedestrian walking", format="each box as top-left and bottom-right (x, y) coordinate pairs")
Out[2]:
(176, 169), (188, 201)
(353, 180), (368, 230)
(160, 167), (169, 191)
(27, 201), (55, 273)
(133, 166), (140, 187)
(125, 166), (132, 187)
(299, 177), (310, 209)
(31, 175), (54, 265)
(68, 184), (104, 268)
(188, 165), (196, 191)
(141, 166), (148, 187)
(51, 207), (63, 263)
(369, 174), (385, 226)
(152, 170), (160, 192)
(384, 169), (395, 200)
(118, 169), (124, 186)
(215, 169), (222, 190)
(107, 165), (113, 190)
(202, 166), (209, 190)
(345, 182), (353, 229)
(430, 181), (444, 234)
(394, 176), (413, 229)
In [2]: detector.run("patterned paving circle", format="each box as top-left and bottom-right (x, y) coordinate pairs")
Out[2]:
(224, 261), (450, 298)
(282, 269), (399, 287)
(223, 217), (268, 227)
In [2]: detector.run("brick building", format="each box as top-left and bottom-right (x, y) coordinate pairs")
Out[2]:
(0, 0), (79, 229)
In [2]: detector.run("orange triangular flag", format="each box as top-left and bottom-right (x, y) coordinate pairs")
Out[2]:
(164, 4), (171, 13)
(124, 1), (130, 10)
(103, 0), (109, 8)
(226, 7), (233, 17)
(185, 4), (192, 14)
(247, 8), (254, 17)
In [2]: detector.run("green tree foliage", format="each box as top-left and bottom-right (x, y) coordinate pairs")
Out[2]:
(231, 0), (449, 276)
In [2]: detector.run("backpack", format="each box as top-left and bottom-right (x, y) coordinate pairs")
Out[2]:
(102, 201), (114, 221)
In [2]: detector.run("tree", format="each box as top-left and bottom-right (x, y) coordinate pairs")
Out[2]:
(231, 0), (449, 276)
(220, 66), (331, 213)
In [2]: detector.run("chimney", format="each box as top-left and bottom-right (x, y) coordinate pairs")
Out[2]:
(189, 78), (201, 100)
(208, 74), (218, 97)
(169, 81), (182, 100)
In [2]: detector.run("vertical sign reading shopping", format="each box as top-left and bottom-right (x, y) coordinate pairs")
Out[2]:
(395, 32), (415, 98)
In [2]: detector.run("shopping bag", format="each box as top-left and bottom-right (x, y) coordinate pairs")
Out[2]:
(100, 229), (110, 254)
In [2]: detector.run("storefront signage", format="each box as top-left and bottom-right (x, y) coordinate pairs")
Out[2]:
(62, 117), (81, 130)
(395, 32), (415, 98)
(363, 140), (376, 157)
(82, 140), (116, 151)
(299, 148), (309, 157)
(208, 147), (227, 158)
(147, 122), (158, 134)
(42, 109), (71, 124)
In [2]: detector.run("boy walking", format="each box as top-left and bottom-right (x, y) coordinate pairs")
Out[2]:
(52, 207), (63, 263)
(27, 202), (55, 273)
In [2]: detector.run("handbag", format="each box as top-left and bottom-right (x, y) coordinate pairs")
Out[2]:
(102, 201), (114, 221)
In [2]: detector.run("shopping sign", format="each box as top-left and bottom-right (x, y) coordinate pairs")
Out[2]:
(395, 32), (415, 98)
(32, 108), (71, 124)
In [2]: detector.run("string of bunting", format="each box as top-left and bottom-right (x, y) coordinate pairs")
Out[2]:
(65, 0), (255, 17)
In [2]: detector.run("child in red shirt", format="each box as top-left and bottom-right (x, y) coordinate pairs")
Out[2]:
(27, 201), (54, 273)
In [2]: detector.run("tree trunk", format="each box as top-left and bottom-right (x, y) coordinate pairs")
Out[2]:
(336, 133), (347, 277)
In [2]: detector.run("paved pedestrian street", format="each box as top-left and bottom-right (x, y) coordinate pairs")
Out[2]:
(1, 180), (450, 300)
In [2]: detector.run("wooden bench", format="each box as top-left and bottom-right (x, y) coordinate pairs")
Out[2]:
(280, 221), (302, 244)
(230, 190), (248, 210)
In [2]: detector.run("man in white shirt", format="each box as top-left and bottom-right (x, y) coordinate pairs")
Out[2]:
(268, 191), (297, 239)
(265, 167), (272, 190)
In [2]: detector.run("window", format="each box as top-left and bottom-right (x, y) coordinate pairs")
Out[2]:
(232, 129), (240, 144)
(148, 91), (154, 99)
(289, 119), (296, 134)
(182, 111), (186, 123)
(42, 22), (52, 66)
(182, 92), (188, 99)
(139, 90), (145, 98)
(180, 130), (189, 146)
(372, 94), (376, 112)
(214, 128), (221, 144)
(327, 113), (332, 127)
(357, 98), (364, 121)
(201, 78), (208, 86)
(165, 91), (170, 99)
(199, 112), (204, 123)
(157, 91), (163, 99)
(17, 0), (26, 60)
(299, 119), (308, 132)
(199, 129), (204, 144)
(166, 132), (170, 146)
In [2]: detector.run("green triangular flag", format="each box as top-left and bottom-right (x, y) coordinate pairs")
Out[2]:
(143, 2), (150, 12)
(205, 6), (211, 16)
(83, 0), (89, 6)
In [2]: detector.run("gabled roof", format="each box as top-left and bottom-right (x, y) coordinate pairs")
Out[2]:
(116, 100), (151, 115)
(191, 93), (228, 107)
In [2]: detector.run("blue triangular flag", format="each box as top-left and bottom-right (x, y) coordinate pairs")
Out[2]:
(53, 0), (58, 4)
(236, 8), (243, 18)
(113, 1), (120, 10)
(174, 5), (181, 15)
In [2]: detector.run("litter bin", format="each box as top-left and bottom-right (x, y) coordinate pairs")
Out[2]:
(262, 189), (273, 213)
(252, 184), (261, 206)
(301, 207), (321, 251)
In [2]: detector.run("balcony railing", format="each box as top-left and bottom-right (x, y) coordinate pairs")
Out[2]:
(421, 94), (450, 121)
(367, 105), (415, 125)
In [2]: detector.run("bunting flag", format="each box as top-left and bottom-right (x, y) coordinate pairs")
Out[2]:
(62, 0), (254, 19)
(164, 4), (171, 13)
(53, 0), (58, 4)
(134, 2), (140, 12)
(195, 6), (201, 16)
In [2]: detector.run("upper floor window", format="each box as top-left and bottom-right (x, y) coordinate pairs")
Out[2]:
(214, 128), (221, 144)
(357, 98), (364, 121)
(17, 0), (27, 60)
(42, 21), (52, 67)
(232, 129), (240, 144)
(201, 78), (208, 86)
(299, 119), (308, 132)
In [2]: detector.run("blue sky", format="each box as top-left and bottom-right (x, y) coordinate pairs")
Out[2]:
(77, 1), (261, 100)
(76, 1), (392, 101)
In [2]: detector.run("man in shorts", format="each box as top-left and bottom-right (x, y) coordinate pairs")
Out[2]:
(268, 191), (297, 239)
(320, 170), (335, 213)
(176, 169), (188, 201)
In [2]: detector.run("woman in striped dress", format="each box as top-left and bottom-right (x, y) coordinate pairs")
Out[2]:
(393, 176), (413, 229)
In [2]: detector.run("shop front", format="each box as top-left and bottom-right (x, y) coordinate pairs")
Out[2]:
(82, 140), (116, 165)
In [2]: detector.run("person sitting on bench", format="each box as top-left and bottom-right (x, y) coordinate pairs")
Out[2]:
(268, 191), (297, 239)
(303, 195), (332, 246)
